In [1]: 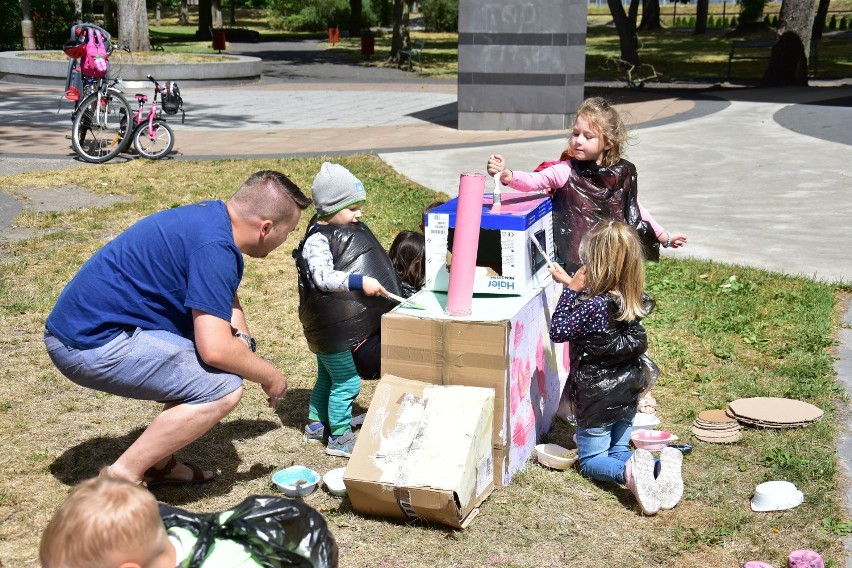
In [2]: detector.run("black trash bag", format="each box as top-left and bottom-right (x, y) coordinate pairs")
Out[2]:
(293, 220), (402, 354)
(567, 294), (656, 429)
(159, 495), (339, 568)
(552, 158), (659, 273)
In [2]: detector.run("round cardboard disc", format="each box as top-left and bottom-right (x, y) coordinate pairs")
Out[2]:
(694, 419), (741, 431)
(728, 397), (823, 425)
(697, 409), (737, 423)
(692, 426), (741, 438)
(695, 432), (742, 444)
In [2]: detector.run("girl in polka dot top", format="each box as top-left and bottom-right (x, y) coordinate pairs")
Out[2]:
(548, 221), (683, 515)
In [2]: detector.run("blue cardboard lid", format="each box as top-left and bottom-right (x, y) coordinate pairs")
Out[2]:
(427, 194), (552, 231)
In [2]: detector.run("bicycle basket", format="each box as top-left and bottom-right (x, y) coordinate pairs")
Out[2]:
(161, 81), (183, 115)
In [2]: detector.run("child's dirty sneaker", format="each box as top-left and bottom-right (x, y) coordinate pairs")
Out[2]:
(326, 431), (357, 458)
(625, 449), (660, 515)
(656, 446), (684, 510)
(304, 422), (327, 443)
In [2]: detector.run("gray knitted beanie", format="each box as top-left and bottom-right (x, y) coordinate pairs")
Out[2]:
(311, 162), (367, 217)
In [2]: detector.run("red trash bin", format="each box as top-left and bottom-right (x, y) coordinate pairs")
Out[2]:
(212, 30), (227, 52)
(328, 27), (340, 45)
(360, 34), (374, 57)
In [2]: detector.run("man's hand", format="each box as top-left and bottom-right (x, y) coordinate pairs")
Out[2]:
(264, 373), (287, 408)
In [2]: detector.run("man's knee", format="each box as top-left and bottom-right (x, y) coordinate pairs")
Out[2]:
(213, 386), (243, 415)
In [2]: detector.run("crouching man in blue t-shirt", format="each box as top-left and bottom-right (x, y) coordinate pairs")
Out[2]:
(44, 171), (312, 488)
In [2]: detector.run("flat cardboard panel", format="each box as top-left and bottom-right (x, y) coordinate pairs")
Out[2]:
(381, 283), (569, 486)
(344, 375), (494, 529)
(424, 194), (554, 295)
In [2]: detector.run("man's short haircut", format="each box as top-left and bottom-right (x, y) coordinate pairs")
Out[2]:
(40, 472), (167, 568)
(230, 170), (312, 223)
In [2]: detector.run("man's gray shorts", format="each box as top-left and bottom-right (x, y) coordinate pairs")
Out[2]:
(44, 328), (243, 405)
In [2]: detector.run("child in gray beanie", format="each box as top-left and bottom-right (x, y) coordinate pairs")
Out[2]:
(293, 162), (403, 457)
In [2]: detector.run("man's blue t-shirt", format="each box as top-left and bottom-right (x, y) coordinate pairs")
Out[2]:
(46, 200), (244, 350)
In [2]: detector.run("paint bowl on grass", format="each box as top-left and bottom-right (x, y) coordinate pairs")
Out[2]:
(272, 465), (320, 498)
(630, 429), (677, 451)
(535, 443), (578, 470)
(323, 467), (347, 496)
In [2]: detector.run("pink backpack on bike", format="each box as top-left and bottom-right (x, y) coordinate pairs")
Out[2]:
(80, 27), (109, 78)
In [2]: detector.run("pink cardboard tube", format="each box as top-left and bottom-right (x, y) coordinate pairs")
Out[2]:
(446, 173), (485, 316)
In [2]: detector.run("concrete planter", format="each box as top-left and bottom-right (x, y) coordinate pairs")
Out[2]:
(0, 51), (262, 85)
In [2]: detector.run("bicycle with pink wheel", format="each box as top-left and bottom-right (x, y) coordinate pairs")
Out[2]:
(125, 74), (184, 159)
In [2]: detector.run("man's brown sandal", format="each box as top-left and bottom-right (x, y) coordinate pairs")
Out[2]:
(143, 455), (215, 489)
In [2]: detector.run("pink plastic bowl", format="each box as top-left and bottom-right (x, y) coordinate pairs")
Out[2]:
(631, 429), (675, 451)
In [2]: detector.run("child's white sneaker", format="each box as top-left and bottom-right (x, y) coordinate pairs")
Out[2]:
(656, 447), (684, 510)
(625, 449), (660, 515)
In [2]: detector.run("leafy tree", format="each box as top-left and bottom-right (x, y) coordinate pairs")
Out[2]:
(422, 0), (457, 32)
(735, 0), (766, 31)
(387, 0), (413, 62)
(608, 0), (641, 65)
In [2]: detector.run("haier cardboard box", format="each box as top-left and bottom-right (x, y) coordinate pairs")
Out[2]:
(344, 375), (495, 529)
(424, 194), (554, 296)
(381, 281), (569, 486)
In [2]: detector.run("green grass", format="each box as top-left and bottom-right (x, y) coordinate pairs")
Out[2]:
(0, 157), (849, 567)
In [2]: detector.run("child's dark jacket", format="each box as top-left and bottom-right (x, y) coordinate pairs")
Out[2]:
(567, 295), (654, 429)
(293, 221), (401, 354)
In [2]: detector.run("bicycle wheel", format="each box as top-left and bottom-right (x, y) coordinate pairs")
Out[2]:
(71, 89), (131, 163)
(133, 120), (174, 160)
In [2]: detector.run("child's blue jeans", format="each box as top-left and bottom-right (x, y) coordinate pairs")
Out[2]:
(576, 420), (634, 484)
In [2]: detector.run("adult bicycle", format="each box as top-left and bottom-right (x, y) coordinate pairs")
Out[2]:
(70, 77), (132, 163)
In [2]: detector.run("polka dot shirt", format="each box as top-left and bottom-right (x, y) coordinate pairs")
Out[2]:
(550, 288), (609, 343)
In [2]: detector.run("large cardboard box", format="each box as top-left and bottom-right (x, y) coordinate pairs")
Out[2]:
(381, 282), (569, 486)
(344, 375), (495, 529)
(424, 194), (554, 295)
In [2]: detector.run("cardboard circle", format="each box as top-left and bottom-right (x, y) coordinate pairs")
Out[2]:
(693, 429), (742, 444)
(727, 397), (823, 424)
(693, 419), (741, 431)
(697, 409), (737, 423)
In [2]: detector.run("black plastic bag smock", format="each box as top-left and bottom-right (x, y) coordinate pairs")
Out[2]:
(294, 221), (401, 354)
(552, 158), (659, 272)
(159, 495), (339, 567)
(567, 294), (655, 429)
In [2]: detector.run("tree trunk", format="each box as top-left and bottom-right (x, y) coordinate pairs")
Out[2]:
(103, 0), (118, 36)
(694, 0), (709, 34)
(388, 0), (411, 62)
(117, 0), (151, 51)
(211, 0), (222, 29)
(608, 0), (641, 65)
(20, 0), (37, 50)
(229, 0), (235, 27)
(628, 0), (640, 29)
(349, 0), (363, 37)
(638, 0), (661, 30)
(179, 0), (189, 26)
(198, 0), (212, 37)
(760, 30), (808, 86)
(811, 0), (830, 40)
(778, 0), (816, 58)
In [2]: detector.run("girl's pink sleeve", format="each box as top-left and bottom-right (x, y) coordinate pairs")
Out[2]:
(507, 162), (572, 193)
(638, 200), (664, 237)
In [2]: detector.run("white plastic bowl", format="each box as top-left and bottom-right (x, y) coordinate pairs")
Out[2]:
(535, 443), (578, 470)
(631, 429), (676, 451)
(272, 466), (320, 498)
(632, 413), (661, 430)
(323, 467), (347, 496)
(750, 480), (804, 512)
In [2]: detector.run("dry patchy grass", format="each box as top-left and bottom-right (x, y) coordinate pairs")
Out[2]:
(0, 157), (847, 567)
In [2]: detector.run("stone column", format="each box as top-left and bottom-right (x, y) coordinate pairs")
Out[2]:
(458, 0), (587, 131)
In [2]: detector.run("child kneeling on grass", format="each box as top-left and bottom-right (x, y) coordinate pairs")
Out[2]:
(294, 162), (403, 458)
(548, 221), (683, 515)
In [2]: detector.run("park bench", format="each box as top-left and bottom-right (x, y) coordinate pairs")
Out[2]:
(399, 39), (425, 71)
(727, 38), (820, 81)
